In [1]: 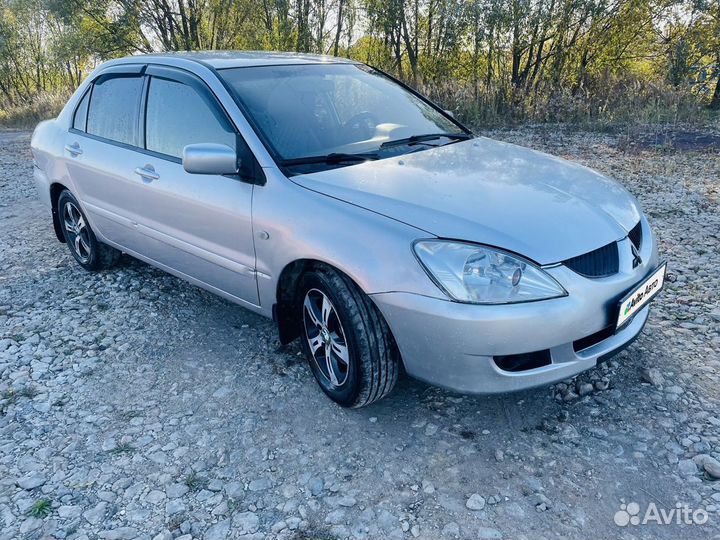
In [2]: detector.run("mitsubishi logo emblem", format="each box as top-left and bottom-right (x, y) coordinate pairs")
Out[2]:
(631, 244), (642, 268)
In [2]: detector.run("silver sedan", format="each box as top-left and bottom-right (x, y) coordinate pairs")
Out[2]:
(31, 52), (666, 407)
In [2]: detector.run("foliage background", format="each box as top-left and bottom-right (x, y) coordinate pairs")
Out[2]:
(0, 0), (718, 128)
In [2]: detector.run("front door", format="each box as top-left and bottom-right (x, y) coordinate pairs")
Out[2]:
(128, 67), (259, 306)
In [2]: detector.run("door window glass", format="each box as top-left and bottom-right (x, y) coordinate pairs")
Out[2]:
(145, 77), (236, 159)
(86, 76), (143, 146)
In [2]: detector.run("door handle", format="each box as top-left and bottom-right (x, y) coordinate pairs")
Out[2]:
(134, 165), (160, 181)
(64, 142), (83, 156)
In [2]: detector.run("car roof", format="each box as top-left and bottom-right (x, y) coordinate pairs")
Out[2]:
(113, 51), (359, 70)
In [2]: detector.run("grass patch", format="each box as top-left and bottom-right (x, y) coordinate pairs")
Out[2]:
(1, 389), (18, 404)
(1, 386), (37, 406)
(27, 499), (52, 518)
(167, 514), (184, 531)
(227, 498), (243, 513)
(118, 410), (142, 421)
(109, 443), (135, 455)
(184, 472), (207, 491)
(293, 524), (335, 540)
(18, 386), (37, 399)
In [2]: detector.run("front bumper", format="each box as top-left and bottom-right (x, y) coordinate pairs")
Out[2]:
(371, 218), (659, 394)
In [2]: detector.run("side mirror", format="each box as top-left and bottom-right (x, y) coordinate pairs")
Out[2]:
(182, 143), (238, 175)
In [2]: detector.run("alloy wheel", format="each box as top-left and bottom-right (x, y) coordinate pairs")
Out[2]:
(63, 201), (91, 263)
(302, 288), (350, 387)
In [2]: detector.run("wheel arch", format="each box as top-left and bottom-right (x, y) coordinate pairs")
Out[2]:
(50, 182), (69, 243)
(273, 258), (397, 350)
(274, 259), (324, 345)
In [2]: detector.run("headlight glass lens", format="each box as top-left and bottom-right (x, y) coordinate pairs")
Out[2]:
(414, 241), (566, 304)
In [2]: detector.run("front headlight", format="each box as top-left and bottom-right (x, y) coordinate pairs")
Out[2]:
(413, 240), (567, 304)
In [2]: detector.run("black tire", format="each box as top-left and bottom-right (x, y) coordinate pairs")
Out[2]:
(297, 265), (399, 408)
(57, 190), (121, 271)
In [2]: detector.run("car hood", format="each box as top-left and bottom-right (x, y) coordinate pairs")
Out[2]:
(291, 137), (642, 264)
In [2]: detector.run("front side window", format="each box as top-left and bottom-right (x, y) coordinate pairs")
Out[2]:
(86, 76), (143, 146)
(219, 64), (466, 166)
(145, 77), (236, 159)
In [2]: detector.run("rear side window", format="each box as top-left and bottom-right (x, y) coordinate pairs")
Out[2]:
(145, 77), (236, 159)
(87, 76), (143, 146)
(73, 89), (91, 131)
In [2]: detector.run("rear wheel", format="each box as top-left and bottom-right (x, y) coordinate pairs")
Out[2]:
(57, 190), (120, 271)
(297, 266), (398, 408)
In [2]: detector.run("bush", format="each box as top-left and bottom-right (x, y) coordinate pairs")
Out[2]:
(0, 93), (69, 129)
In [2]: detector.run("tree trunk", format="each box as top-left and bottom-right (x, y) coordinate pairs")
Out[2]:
(711, 54), (720, 111)
(401, 14), (418, 85)
(333, 0), (344, 56)
(710, 74), (720, 110)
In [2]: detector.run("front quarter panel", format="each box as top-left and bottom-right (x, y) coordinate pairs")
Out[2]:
(252, 168), (444, 314)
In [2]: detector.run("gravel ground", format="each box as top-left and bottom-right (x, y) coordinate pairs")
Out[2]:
(1, 127), (719, 540)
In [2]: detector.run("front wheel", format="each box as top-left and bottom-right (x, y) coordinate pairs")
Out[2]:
(297, 266), (399, 408)
(57, 190), (120, 271)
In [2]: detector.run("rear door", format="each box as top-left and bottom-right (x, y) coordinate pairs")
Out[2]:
(64, 67), (148, 252)
(129, 65), (259, 305)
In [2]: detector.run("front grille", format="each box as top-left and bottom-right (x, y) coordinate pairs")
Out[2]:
(573, 324), (615, 352)
(628, 221), (642, 250)
(564, 242), (619, 278)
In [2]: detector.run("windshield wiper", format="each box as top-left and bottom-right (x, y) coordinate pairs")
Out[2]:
(281, 152), (380, 167)
(380, 132), (472, 149)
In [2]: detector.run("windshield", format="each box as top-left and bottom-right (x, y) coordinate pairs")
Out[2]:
(219, 63), (468, 165)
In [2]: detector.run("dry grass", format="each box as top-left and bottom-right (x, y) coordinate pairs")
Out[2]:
(0, 93), (68, 130)
(424, 74), (718, 130)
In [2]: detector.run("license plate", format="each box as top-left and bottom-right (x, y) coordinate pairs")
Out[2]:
(616, 263), (667, 329)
